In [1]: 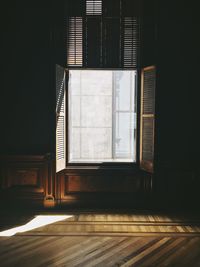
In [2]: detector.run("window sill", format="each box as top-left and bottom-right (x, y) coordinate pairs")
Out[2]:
(65, 162), (139, 171)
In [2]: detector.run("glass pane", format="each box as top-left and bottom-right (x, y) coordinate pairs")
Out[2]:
(81, 96), (112, 127)
(114, 71), (132, 111)
(81, 71), (112, 96)
(68, 70), (136, 163)
(114, 112), (135, 159)
(113, 71), (136, 161)
(70, 128), (81, 160)
(81, 128), (112, 160)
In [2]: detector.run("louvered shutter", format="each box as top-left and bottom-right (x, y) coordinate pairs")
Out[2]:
(66, 0), (141, 69)
(123, 17), (140, 68)
(122, 0), (141, 69)
(56, 65), (67, 173)
(140, 66), (156, 173)
(86, 0), (102, 15)
(67, 17), (83, 67)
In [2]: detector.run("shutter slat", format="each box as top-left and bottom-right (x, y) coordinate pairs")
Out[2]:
(142, 117), (154, 161)
(66, 0), (140, 68)
(86, 0), (102, 15)
(140, 66), (156, 173)
(56, 65), (66, 173)
(143, 68), (156, 114)
(123, 17), (140, 68)
(67, 17), (83, 67)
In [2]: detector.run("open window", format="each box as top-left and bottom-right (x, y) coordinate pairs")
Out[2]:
(68, 69), (137, 163)
(56, 0), (156, 173)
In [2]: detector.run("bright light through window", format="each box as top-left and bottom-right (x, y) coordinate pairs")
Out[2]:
(0, 215), (72, 237)
(68, 70), (137, 163)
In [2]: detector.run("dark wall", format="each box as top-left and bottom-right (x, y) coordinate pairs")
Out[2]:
(154, 0), (200, 207)
(1, 1), (200, 165)
(1, 1), (55, 155)
(156, 0), (200, 165)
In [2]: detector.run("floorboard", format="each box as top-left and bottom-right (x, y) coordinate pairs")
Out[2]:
(0, 211), (200, 266)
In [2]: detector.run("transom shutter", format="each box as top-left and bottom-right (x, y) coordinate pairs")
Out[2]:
(56, 64), (67, 173)
(67, 17), (83, 67)
(66, 0), (141, 69)
(140, 65), (156, 173)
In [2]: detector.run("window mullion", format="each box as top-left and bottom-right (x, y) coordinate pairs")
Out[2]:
(112, 71), (115, 160)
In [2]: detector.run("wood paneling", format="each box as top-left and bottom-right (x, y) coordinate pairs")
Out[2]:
(0, 154), (154, 208)
(67, 175), (141, 193)
(0, 155), (198, 209)
(0, 155), (55, 207)
(56, 167), (153, 207)
(5, 169), (39, 187)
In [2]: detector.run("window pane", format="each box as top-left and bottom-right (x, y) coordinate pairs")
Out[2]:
(113, 71), (136, 160)
(68, 70), (136, 162)
(81, 128), (112, 160)
(114, 112), (135, 159)
(114, 71), (133, 111)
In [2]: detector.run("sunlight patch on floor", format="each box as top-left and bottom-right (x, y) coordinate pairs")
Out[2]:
(0, 215), (72, 236)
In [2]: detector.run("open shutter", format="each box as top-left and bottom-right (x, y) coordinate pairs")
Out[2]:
(140, 65), (156, 173)
(56, 64), (67, 173)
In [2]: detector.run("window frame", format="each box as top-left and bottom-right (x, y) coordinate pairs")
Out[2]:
(55, 0), (157, 173)
(65, 67), (141, 169)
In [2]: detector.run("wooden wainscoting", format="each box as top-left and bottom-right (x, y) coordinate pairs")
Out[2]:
(56, 167), (153, 208)
(0, 155), (154, 209)
(0, 154), (55, 208)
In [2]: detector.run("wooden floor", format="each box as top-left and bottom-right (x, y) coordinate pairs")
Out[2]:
(15, 211), (200, 236)
(1, 235), (200, 266)
(1, 211), (200, 266)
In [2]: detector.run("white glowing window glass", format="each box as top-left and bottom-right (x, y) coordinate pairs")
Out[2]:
(68, 70), (137, 162)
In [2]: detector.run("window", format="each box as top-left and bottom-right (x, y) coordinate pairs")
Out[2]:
(68, 70), (137, 163)
(56, 0), (156, 172)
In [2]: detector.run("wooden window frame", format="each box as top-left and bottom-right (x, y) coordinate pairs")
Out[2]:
(65, 68), (139, 170)
(56, 0), (156, 173)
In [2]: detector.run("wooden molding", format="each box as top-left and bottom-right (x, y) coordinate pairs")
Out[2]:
(43, 153), (56, 206)
(56, 167), (153, 207)
(0, 154), (56, 208)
